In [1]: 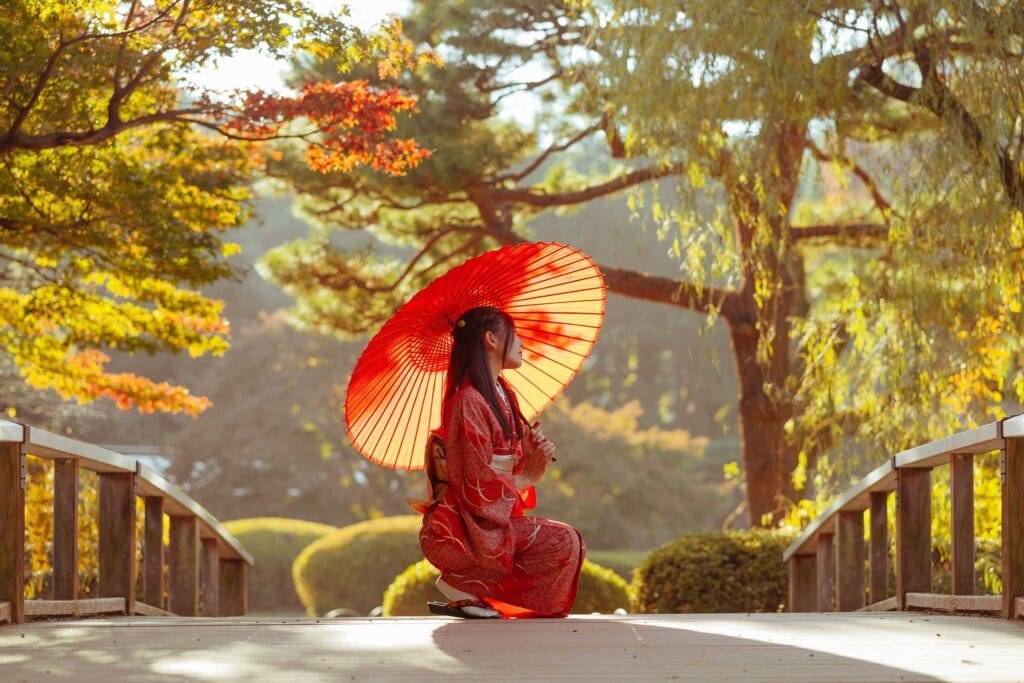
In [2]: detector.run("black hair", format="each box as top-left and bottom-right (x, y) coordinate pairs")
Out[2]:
(445, 306), (524, 441)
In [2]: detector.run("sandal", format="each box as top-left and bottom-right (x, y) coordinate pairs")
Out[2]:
(427, 599), (499, 619)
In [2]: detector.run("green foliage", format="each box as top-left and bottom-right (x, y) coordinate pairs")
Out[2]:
(381, 558), (630, 616)
(0, 1), (424, 414)
(585, 0), (1024, 526)
(380, 558), (445, 616)
(292, 515), (422, 616)
(574, 560), (632, 614)
(537, 399), (739, 549)
(631, 530), (794, 614)
(222, 517), (336, 613)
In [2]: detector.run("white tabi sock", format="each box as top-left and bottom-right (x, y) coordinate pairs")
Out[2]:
(436, 576), (499, 618)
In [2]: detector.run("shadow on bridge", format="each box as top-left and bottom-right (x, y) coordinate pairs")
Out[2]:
(6, 612), (1019, 681)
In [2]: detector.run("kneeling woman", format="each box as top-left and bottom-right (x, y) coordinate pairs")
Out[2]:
(418, 306), (585, 619)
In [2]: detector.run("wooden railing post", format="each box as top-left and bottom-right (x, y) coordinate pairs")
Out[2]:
(168, 515), (200, 616)
(1003, 438), (1024, 619)
(0, 442), (25, 623)
(98, 472), (136, 615)
(53, 458), (80, 600)
(816, 533), (835, 611)
(200, 538), (219, 617)
(869, 491), (889, 604)
(219, 559), (248, 617)
(950, 454), (975, 596)
(836, 510), (865, 611)
(788, 555), (816, 612)
(896, 468), (931, 609)
(143, 496), (164, 609)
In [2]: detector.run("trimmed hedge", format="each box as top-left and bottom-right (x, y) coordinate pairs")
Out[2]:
(382, 558), (630, 616)
(222, 517), (336, 613)
(631, 529), (794, 614)
(292, 515), (423, 616)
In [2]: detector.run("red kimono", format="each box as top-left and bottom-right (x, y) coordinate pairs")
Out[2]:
(419, 378), (585, 618)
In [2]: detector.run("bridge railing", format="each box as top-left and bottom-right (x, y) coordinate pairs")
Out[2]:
(784, 415), (1024, 619)
(0, 419), (253, 625)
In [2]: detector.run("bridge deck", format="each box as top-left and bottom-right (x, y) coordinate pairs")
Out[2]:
(1, 612), (1022, 681)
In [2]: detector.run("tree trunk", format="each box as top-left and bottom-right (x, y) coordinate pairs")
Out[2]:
(726, 281), (801, 527)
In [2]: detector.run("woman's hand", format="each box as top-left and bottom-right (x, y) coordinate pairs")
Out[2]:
(514, 422), (555, 490)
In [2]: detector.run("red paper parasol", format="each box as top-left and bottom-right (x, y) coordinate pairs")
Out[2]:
(345, 241), (606, 470)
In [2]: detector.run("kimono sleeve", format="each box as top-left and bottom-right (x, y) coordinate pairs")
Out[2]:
(444, 390), (519, 527)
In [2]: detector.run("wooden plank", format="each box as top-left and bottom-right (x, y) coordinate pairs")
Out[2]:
(143, 496), (164, 609)
(23, 426), (136, 473)
(169, 515), (200, 616)
(857, 596), (898, 612)
(1001, 414), (1024, 438)
(894, 421), (1002, 469)
(52, 458), (79, 600)
(0, 442), (25, 624)
(24, 597), (126, 618)
(133, 601), (174, 617)
(1003, 437), (1024, 619)
(787, 555), (816, 613)
(816, 533), (835, 612)
(219, 559), (248, 616)
(896, 467), (931, 609)
(869, 491), (889, 604)
(98, 472), (136, 616)
(836, 510), (865, 611)
(0, 419), (24, 443)
(136, 463), (253, 565)
(783, 460), (895, 561)
(201, 537), (219, 617)
(1016, 596), (1023, 619)
(0, 600), (10, 624)
(6, 612), (1024, 682)
(950, 453), (975, 596)
(904, 592), (1001, 613)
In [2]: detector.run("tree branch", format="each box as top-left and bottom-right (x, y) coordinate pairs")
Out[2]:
(0, 108), (203, 155)
(311, 225), (486, 294)
(808, 140), (893, 215)
(790, 223), (889, 241)
(490, 122), (602, 184)
(856, 62), (918, 102)
(110, 0), (192, 123)
(858, 41), (1024, 209)
(486, 163), (685, 207)
(2, 2), (183, 144)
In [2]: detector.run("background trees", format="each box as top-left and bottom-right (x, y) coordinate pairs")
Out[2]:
(589, 0), (1024, 518)
(0, 0), (427, 413)
(6, 1), (1020, 548)
(263, 0), (1024, 526)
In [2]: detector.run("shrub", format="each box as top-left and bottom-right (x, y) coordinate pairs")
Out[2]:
(222, 517), (336, 613)
(575, 560), (632, 613)
(631, 529), (794, 614)
(382, 558), (630, 616)
(293, 515), (423, 616)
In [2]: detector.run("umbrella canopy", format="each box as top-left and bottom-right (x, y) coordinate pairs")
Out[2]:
(345, 241), (606, 470)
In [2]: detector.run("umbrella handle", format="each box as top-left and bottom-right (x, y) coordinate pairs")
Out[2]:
(528, 421), (556, 462)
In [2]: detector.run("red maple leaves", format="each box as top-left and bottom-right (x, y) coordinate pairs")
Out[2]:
(228, 79), (430, 176)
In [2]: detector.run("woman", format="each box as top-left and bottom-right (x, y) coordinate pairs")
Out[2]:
(418, 306), (585, 618)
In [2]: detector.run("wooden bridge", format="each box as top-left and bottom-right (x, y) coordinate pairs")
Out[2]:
(1, 417), (1023, 681)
